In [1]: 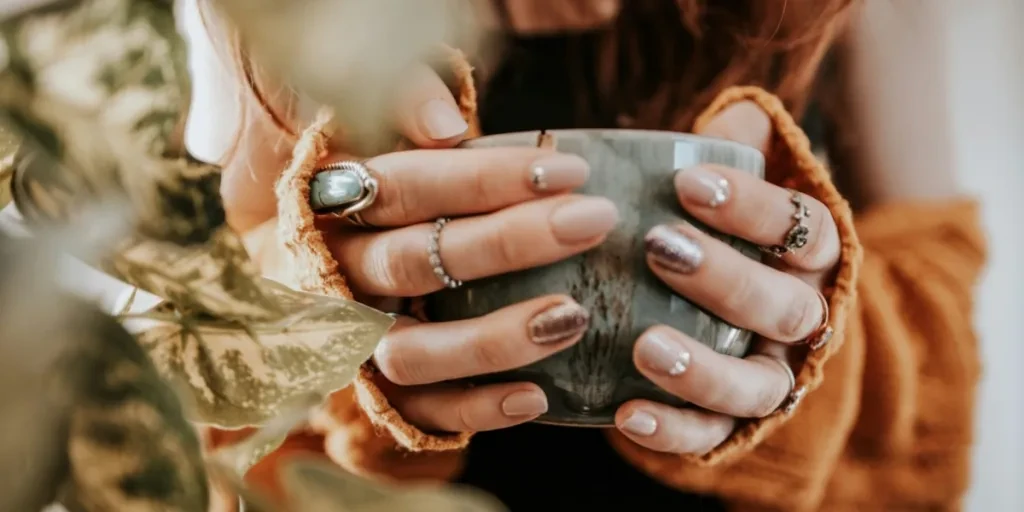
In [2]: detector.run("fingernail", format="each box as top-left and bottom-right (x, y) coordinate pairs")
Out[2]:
(636, 332), (691, 376)
(675, 166), (730, 207)
(418, 99), (468, 140)
(549, 197), (619, 244)
(645, 225), (704, 274)
(528, 154), (590, 192)
(502, 390), (548, 417)
(528, 301), (590, 344)
(620, 410), (658, 436)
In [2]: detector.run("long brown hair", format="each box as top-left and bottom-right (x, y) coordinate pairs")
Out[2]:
(557, 0), (856, 131)
(204, 0), (856, 153)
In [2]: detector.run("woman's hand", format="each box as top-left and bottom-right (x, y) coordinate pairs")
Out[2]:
(614, 102), (840, 454)
(225, 66), (618, 433)
(328, 145), (620, 432)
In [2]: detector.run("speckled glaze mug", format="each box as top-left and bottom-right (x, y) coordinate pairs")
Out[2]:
(424, 130), (765, 426)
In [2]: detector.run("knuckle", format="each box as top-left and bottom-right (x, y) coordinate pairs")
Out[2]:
(776, 291), (821, 341)
(795, 202), (840, 270)
(719, 272), (761, 317)
(743, 365), (791, 418)
(371, 169), (413, 224)
(365, 237), (417, 293)
(699, 418), (736, 453)
(470, 334), (517, 373)
(453, 400), (483, 432)
(699, 383), (736, 415)
(748, 383), (786, 418)
(746, 196), (779, 239)
(467, 164), (497, 208)
(482, 222), (522, 271)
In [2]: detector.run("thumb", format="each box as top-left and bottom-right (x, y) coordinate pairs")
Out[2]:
(695, 100), (772, 154)
(392, 64), (469, 149)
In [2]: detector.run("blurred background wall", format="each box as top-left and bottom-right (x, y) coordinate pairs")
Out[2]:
(955, 1), (1024, 511)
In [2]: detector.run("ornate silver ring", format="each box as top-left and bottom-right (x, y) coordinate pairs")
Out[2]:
(762, 189), (811, 257)
(309, 161), (379, 227)
(428, 217), (462, 289)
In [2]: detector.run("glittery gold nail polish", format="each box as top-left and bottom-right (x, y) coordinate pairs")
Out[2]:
(527, 301), (590, 344)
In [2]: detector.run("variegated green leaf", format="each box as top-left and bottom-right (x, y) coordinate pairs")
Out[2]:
(65, 309), (209, 512)
(0, 0), (259, 316)
(2, 0), (307, 324)
(1, 230), (208, 512)
(212, 391), (322, 477)
(1, 0), (203, 235)
(109, 228), (285, 322)
(136, 281), (393, 428)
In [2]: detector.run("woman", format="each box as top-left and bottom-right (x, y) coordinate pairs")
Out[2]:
(194, 1), (985, 510)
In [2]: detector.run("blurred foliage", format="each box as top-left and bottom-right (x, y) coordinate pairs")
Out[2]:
(0, 0), (501, 510)
(212, 0), (487, 155)
(0, 221), (207, 512)
(0, 123), (14, 208)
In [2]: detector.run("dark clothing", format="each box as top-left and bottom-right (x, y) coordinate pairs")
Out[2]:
(456, 424), (725, 511)
(464, 34), (729, 512)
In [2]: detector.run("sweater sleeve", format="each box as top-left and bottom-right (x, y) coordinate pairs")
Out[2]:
(607, 88), (986, 511)
(255, 47), (481, 488)
(262, 78), (985, 511)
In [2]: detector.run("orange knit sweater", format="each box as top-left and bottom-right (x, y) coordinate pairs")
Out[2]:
(211, 54), (986, 512)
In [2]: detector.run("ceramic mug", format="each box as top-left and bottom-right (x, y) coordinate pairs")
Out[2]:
(424, 129), (765, 426)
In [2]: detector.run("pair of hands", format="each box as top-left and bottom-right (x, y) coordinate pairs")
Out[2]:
(226, 69), (841, 456)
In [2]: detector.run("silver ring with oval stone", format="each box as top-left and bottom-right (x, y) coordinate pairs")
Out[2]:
(309, 161), (380, 227)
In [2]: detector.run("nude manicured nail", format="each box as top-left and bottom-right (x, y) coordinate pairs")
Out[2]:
(675, 166), (730, 207)
(620, 410), (658, 436)
(502, 390), (548, 417)
(528, 154), (590, 192)
(636, 332), (691, 376)
(549, 197), (619, 243)
(418, 99), (468, 140)
(645, 225), (704, 274)
(528, 301), (590, 344)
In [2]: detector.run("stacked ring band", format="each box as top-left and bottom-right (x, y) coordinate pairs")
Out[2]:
(428, 217), (463, 289)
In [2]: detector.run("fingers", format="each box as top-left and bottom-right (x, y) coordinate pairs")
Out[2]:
(221, 65), (466, 233)
(694, 100), (772, 154)
(615, 401), (736, 456)
(392, 64), (468, 148)
(644, 223), (825, 343)
(630, 326), (795, 418)
(689, 99), (840, 271)
(373, 296), (590, 386)
(389, 382), (549, 433)
(331, 194), (618, 297)
(332, 147), (589, 227)
(673, 164), (840, 272)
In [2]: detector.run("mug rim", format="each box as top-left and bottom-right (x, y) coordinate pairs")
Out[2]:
(463, 128), (762, 152)
(461, 128), (765, 180)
